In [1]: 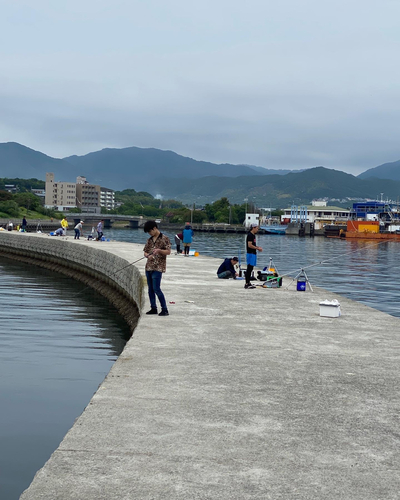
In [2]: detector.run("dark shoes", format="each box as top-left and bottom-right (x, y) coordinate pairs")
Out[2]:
(146, 308), (158, 315)
(146, 308), (169, 316)
(244, 284), (256, 289)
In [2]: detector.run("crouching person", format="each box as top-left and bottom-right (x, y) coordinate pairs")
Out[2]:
(217, 256), (239, 279)
(143, 220), (171, 316)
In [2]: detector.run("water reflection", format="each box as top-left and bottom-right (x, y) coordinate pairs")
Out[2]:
(0, 258), (131, 499)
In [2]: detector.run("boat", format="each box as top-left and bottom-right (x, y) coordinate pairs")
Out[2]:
(260, 224), (287, 235)
(345, 220), (400, 240)
(323, 224), (347, 238)
(326, 202), (400, 240)
(259, 215), (287, 234)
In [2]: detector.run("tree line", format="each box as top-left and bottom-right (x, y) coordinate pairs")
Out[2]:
(108, 190), (251, 224)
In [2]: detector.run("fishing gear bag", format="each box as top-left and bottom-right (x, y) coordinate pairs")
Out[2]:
(257, 270), (275, 281)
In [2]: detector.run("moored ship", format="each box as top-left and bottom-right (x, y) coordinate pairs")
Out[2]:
(326, 201), (400, 240)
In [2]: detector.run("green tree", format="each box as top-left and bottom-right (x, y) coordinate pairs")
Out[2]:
(0, 190), (13, 202)
(14, 192), (40, 211)
(0, 200), (19, 217)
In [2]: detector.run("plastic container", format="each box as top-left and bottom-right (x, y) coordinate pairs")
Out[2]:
(274, 276), (283, 287)
(319, 300), (341, 317)
(264, 280), (279, 288)
(297, 278), (306, 291)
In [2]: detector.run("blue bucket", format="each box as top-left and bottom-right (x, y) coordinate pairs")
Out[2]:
(297, 279), (306, 291)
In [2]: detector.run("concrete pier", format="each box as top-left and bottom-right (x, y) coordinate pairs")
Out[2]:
(0, 233), (398, 499)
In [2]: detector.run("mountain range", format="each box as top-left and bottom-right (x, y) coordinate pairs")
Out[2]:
(358, 159), (400, 181)
(154, 167), (400, 206)
(0, 142), (293, 192)
(1, 142), (400, 207)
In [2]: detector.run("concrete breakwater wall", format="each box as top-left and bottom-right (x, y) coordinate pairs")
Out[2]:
(4, 232), (400, 499)
(0, 232), (144, 332)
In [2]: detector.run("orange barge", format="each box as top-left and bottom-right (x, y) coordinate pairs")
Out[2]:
(345, 220), (400, 240)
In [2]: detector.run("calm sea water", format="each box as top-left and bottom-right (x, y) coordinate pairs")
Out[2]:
(0, 259), (131, 500)
(106, 227), (400, 318)
(1, 229), (398, 498)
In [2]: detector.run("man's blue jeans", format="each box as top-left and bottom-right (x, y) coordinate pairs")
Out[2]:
(146, 270), (167, 310)
(218, 270), (233, 279)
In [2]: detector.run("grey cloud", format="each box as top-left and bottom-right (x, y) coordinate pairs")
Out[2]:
(1, 0), (400, 174)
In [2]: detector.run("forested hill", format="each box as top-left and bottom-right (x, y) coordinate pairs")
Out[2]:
(2, 142), (400, 206)
(0, 142), (297, 191)
(63, 146), (263, 190)
(358, 159), (400, 181)
(154, 167), (400, 206)
(0, 143), (71, 179)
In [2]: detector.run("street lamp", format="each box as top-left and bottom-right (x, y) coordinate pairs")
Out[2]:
(244, 198), (248, 214)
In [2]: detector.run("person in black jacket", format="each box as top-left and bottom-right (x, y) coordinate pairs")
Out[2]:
(217, 257), (239, 279)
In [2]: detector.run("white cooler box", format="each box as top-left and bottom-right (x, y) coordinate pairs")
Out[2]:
(319, 299), (341, 317)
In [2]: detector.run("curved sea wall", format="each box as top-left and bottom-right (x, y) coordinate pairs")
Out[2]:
(0, 232), (144, 331)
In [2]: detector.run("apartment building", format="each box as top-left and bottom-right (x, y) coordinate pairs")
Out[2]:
(44, 173), (77, 211)
(100, 187), (115, 210)
(76, 176), (101, 214)
(45, 173), (115, 213)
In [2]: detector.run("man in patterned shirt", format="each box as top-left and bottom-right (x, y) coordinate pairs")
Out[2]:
(143, 220), (172, 316)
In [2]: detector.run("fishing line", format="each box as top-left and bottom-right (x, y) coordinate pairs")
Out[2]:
(277, 239), (392, 280)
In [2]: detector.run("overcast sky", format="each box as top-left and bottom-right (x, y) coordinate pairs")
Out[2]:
(1, 0), (399, 174)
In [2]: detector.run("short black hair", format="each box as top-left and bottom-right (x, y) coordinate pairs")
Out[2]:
(144, 220), (158, 233)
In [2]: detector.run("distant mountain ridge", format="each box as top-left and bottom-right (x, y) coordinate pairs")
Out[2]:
(1, 142), (400, 207)
(358, 159), (400, 181)
(0, 142), (304, 192)
(0, 142), (72, 178)
(63, 146), (264, 190)
(154, 167), (400, 206)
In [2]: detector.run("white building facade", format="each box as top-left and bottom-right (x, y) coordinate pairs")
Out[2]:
(100, 187), (116, 210)
(244, 213), (260, 229)
(283, 201), (350, 229)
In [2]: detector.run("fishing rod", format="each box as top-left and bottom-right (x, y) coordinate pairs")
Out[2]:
(74, 252), (152, 297)
(277, 239), (391, 280)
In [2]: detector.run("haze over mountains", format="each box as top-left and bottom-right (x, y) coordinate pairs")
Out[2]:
(1, 142), (400, 207)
